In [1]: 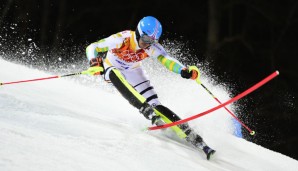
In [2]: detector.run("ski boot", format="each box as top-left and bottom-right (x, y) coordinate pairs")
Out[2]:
(203, 146), (216, 160)
(185, 129), (216, 160)
(140, 103), (165, 126)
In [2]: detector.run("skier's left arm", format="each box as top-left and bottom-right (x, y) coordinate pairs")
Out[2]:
(158, 55), (200, 82)
(157, 54), (184, 74)
(150, 44), (200, 82)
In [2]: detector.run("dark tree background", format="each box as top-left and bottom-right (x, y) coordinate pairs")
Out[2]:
(1, 0), (298, 160)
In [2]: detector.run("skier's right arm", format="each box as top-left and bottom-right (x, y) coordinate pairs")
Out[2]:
(84, 32), (123, 75)
(86, 32), (125, 60)
(86, 39), (109, 60)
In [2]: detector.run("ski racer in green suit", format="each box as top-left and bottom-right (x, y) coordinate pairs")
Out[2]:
(85, 16), (215, 160)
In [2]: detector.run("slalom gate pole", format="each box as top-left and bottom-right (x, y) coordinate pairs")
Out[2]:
(148, 71), (280, 132)
(186, 66), (254, 133)
(200, 83), (254, 135)
(0, 67), (103, 86)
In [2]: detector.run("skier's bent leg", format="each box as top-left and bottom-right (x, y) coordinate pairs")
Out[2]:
(108, 68), (144, 108)
(107, 68), (215, 158)
(109, 68), (202, 141)
(107, 68), (162, 124)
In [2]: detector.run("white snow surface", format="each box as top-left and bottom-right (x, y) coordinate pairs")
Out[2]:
(0, 58), (297, 171)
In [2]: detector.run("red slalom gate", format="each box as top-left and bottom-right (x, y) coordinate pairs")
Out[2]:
(148, 71), (279, 131)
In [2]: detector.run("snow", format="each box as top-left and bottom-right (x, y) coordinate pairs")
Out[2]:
(0, 58), (297, 171)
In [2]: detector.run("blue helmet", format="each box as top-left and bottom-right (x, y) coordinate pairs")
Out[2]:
(136, 16), (162, 40)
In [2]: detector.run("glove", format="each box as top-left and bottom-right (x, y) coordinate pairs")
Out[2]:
(90, 57), (103, 67)
(181, 66), (201, 84)
(88, 57), (104, 75)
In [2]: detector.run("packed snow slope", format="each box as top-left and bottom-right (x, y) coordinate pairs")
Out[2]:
(0, 58), (297, 171)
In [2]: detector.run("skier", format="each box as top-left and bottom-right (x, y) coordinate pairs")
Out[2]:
(85, 16), (215, 160)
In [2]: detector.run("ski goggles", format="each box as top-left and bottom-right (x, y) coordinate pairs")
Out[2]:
(140, 34), (158, 45)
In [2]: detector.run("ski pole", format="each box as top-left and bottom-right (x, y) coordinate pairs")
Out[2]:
(0, 66), (103, 86)
(188, 66), (255, 135)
